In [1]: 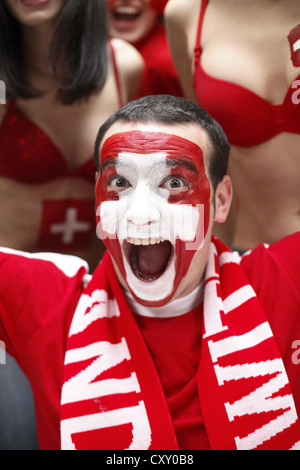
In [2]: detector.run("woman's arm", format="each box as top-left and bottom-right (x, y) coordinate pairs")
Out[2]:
(111, 38), (144, 104)
(165, 0), (200, 101)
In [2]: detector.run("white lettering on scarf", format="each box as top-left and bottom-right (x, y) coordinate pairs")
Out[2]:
(61, 289), (152, 450)
(61, 401), (151, 450)
(62, 338), (140, 404)
(203, 252), (299, 449)
(69, 289), (120, 336)
(214, 359), (298, 449)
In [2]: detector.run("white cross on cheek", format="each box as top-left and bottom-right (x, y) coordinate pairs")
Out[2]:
(50, 208), (91, 244)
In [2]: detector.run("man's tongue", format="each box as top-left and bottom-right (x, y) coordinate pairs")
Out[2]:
(131, 241), (172, 280)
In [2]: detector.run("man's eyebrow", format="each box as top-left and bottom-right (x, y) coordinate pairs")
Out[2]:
(100, 158), (118, 173)
(100, 157), (198, 174)
(166, 158), (198, 173)
(100, 158), (138, 173)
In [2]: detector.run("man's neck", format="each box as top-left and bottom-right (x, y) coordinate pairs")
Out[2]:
(123, 281), (204, 318)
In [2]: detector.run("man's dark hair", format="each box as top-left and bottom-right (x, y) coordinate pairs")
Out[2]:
(0, 0), (108, 105)
(94, 95), (230, 192)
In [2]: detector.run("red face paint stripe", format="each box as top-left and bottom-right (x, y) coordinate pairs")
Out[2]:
(99, 130), (211, 205)
(100, 131), (204, 161)
(100, 129), (210, 186)
(168, 163), (210, 205)
(100, 165), (119, 201)
(97, 129), (211, 232)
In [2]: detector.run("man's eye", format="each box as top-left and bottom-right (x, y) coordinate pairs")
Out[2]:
(160, 176), (188, 192)
(107, 176), (131, 191)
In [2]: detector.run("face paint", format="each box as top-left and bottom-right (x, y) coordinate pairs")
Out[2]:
(288, 24), (300, 67)
(96, 131), (211, 306)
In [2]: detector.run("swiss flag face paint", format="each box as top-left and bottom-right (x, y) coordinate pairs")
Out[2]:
(288, 24), (300, 67)
(96, 131), (211, 306)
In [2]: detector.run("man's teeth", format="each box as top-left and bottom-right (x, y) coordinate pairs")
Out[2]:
(126, 237), (166, 246)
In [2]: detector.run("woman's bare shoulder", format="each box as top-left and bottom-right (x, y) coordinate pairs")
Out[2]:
(110, 38), (144, 71)
(109, 38), (144, 102)
(165, 0), (200, 29)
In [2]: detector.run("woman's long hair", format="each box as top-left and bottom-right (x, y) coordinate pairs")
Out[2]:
(0, 0), (108, 104)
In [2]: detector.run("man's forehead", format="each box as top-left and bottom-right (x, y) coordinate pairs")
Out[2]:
(100, 122), (209, 156)
(100, 134), (206, 180)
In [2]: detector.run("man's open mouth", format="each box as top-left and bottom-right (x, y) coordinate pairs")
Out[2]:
(123, 238), (173, 281)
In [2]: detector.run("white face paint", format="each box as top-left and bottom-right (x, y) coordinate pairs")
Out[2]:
(99, 151), (200, 302)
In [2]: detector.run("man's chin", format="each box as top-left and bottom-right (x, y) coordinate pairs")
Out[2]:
(110, 235), (200, 307)
(128, 287), (176, 308)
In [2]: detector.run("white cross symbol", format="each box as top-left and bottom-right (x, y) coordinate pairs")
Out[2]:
(50, 208), (91, 244)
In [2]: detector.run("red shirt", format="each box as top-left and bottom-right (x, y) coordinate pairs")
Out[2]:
(134, 307), (211, 450)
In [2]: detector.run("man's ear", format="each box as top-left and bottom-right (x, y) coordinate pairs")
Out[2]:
(213, 175), (233, 223)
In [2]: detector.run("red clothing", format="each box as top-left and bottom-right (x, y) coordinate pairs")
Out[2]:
(0, 233), (300, 449)
(194, 0), (300, 147)
(0, 44), (122, 186)
(134, 308), (211, 450)
(0, 42), (122, 252)
(135, 22), (183, 98)
(0, 101), (96, 185)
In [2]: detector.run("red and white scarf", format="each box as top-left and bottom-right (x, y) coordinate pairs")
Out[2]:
(61, 237), (300, 450)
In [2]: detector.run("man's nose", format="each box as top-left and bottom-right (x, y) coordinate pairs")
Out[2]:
(126, 183), (160, 226)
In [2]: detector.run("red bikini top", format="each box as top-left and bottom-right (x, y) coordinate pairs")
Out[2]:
(194, 0), (300, 147)
(0, 100), (98, 184)
(0, 42), (123, 185)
